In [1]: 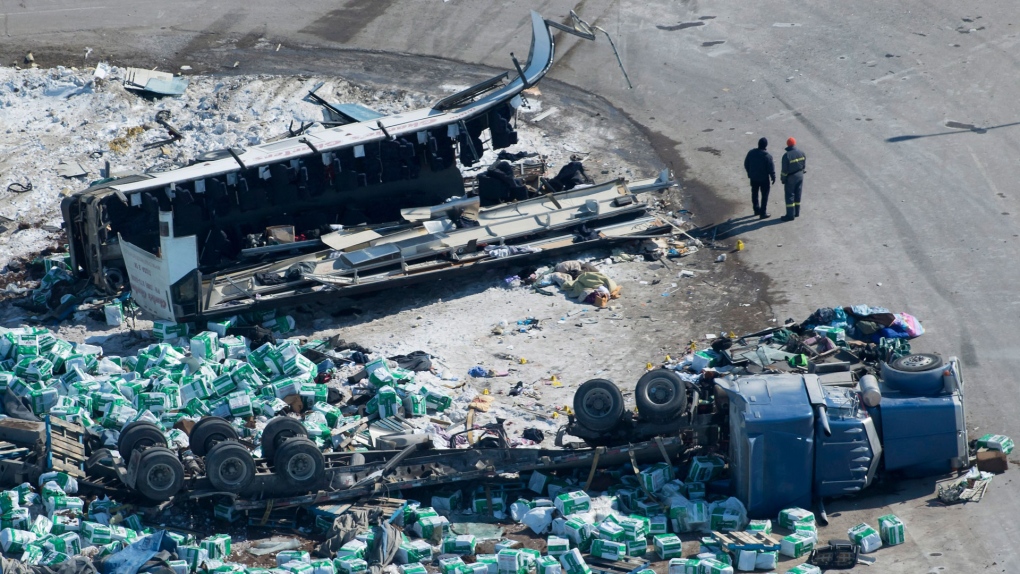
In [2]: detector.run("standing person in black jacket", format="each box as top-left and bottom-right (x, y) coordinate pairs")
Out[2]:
(780, 137), (807, 221)
(743, 137), (775, 219)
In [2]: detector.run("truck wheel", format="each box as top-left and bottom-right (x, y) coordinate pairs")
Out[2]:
(273, 437), (324, 488)
(635, 369), (688, 421)
(189, 416), (239, 457)
(205, 440), (256, 493)
(889, 353), (943, 372)
(134, 447), (184, 501)
(118, 421), (169, 459)
(573, 379), (624, 432)
(262, 416), (309, 463)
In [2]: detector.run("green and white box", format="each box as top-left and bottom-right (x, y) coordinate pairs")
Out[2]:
(423, 387), (452, 412)
(746, 519), (772, 535)
(472, 492), (506, 514)
(190, 331), (220, 360)
(400, 564), (428, 574)
(412, 514), (449, 542)
(214, 504), (242, 523)
(283, 562), (315, 574)
(476, 555), (498, 574)
(438, 557), (465, 574)
(614, 515), (647, 540)
(167, 559), (189, 574)
(625, 540), (646, 557)
(558, 549), (591, 574)
(200, 534), (231, 560)
(177, 545), (209, 570)
(338, 539), (368, 560)
(0, 528), (38, 553)
(563, 517), (594, 551)
(402, 393), (427, 417)
(977, 433), (1014, 454)
(277, 550), (311, 566)
(786, 565), (822, 574)
(685, 456), (725, 482)
(653, 534), (683, 559)
(496, 549), (526, 574)
(648, 514), (668, 536)
(794, 519), (817, 542)
(554, 491), (590, 516)
(754, 551), (777, 571)
(206, 317), (236, 338)
(547, 536), (570, 556)
(335, 558), (368, 574)
(597, 519), (624, 542)
(847, 522), (882, 553)
(667, 558), (698, 574)
(709, 507), (742, 532)
(442, 534), (477, 555)
(538, 556), (561, 574)
(431, 490), (462, 513)
(695, 558), (732, 574)
(153, 321), (189, 341)
(779, 531), (815, 558)
(589, 539), (626, 561)
(685, 482), (705, 500)
(227, 391), (254, 417)
(777, 507), (814, 530)
(639, 462), (673, 493)
(878, 514), (905, 546)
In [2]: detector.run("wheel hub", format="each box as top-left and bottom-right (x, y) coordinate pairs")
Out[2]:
(220, 457), (248, 485)
(648, 380), (674, 404)
(287, 453), (315, 481)
(584, 389), (613, 417)
(901, 355), (933, 368)
(146, 463), (175, 492)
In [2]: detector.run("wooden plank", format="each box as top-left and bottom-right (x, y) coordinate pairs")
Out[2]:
(51, 459), (84, 478)
(49, 434), (84, 452)
(712, 530), (779, 551)
(0, 418), (45, 446)
(0, 448), (29, 460)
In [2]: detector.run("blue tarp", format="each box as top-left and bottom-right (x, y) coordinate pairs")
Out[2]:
(100, 530), (177, 574)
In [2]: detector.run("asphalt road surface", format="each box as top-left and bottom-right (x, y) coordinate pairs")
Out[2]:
(4, 1), (1020, 571)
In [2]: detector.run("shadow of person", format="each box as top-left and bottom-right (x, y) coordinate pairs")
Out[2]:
(714, 217), (784, 239)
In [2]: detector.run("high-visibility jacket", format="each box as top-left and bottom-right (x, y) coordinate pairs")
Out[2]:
(781, 146), (806, 183)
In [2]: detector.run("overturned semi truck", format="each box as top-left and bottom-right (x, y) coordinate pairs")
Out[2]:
(567, 352), (968, 519)
(59, 12), (665, 322)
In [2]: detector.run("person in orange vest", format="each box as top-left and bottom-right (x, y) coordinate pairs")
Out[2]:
(780, 137), (806, 221)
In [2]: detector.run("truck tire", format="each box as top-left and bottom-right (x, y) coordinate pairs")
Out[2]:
(573, 379), (624, 432)
(189, 416), (239, 457)
(889, 353), (943, 373)
(635, 369), (688, 422)
(205, 440), (256, 493)
(133, 447), (184, 501)
(273, 437), (324, 489)
(118, 421), (168, 459)
(262, 416), (309, 463)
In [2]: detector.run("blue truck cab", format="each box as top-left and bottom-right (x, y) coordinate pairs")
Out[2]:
(720, 355), (967, 519)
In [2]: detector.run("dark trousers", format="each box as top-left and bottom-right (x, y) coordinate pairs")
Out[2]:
(784, 175), (803, 217)
(751, 180), (770, 215)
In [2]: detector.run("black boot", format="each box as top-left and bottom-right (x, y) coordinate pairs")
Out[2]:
(781, 205), (795, 222)
(794, 205), (801, 218)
